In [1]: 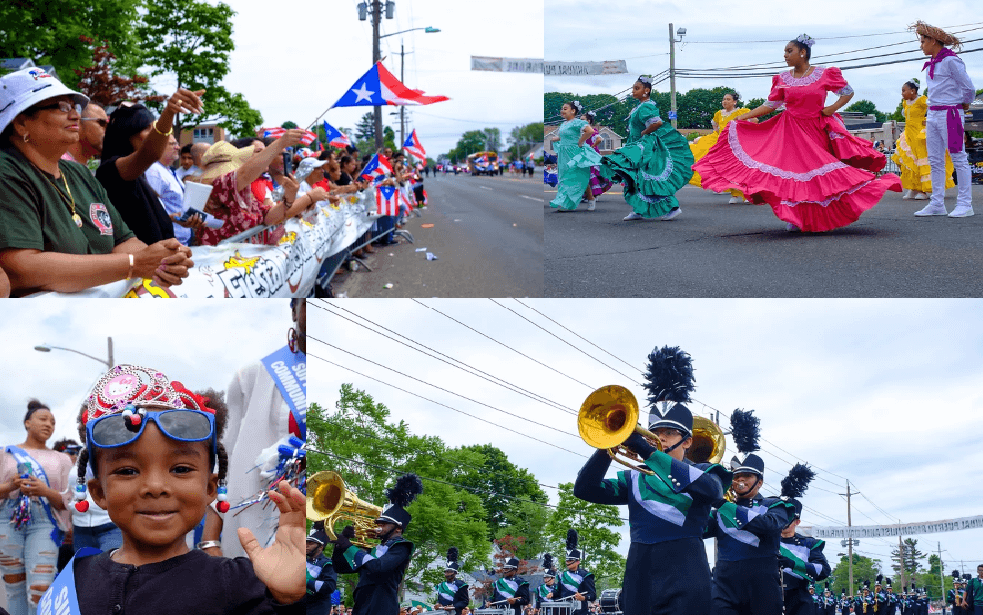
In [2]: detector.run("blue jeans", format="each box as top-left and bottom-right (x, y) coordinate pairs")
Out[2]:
(72, 522), (122, 553)
(0, 500), (60, 615)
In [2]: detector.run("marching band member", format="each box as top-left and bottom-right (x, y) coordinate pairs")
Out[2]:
(555, 530), (596, 614)
(436, 547), (470, 615)
(841, 590), (853, 615)
(706, 409), (796, 615)
(574, 346), (732, 615)
(949, 571), (968, 615)
(535, 554), (558, 608)
(304, 530), (337, 615)
(857, 581), (873, 614)
(874, 576), (888, 613)
(823, 584), (838, 615)
(885, 578), (897, 615)
(331, 474), (423, 615)
(492, 557), (531, 615)
(778, 463), (831, 615)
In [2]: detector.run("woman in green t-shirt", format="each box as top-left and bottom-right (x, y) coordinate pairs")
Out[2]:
(0, 67), (196, 296)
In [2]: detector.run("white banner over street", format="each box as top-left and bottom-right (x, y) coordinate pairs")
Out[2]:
(35, 191), (379, 299)
(470, 56), (544, 73)
(811, 514), (983, 539)
(544, 60), (629, 76)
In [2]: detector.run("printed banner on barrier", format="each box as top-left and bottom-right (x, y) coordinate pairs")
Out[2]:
(810, 514), (983, 538)
(470, 56), (544, 73)
(543, 60), (629, 76)
(35, 192), (378, 299)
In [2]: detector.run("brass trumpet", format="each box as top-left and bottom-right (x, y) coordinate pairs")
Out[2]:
(578, 385), (727, 475)
(307, 470), (383, 548)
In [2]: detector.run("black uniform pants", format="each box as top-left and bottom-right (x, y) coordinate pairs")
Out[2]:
(783, 587), (813, 615)
(712, 557), (784, 615)
(623, 538), (712, 615)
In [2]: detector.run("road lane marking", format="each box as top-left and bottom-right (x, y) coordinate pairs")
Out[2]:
(520, 195), (545, 202)
(479, 186), (493, 190)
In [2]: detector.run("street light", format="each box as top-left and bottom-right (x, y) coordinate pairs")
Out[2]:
(35, 337), (114, 369)
(379, 26), (440, 39)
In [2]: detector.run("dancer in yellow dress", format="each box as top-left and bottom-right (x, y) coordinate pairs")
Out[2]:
(689, 92), (754, 203)
(891, 81), (954, 201)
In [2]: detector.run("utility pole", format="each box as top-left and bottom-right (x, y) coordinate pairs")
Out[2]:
(846, 480), (854, 596)
(107, 336), (114, 368)
(371, 0), (383, 150)
(938, 542), (945, 604)
(898, 531), (906, 592)
(400, 42), (405, 150)
(668, 23), (678, 129)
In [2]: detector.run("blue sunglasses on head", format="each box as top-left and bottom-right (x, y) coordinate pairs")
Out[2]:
(86, 407), (216, 456)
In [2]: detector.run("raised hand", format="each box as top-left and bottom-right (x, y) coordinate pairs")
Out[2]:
(238, 480), (306, 605)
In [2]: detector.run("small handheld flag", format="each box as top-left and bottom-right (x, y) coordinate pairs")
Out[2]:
(376, 185), (400, 215)
(334, 61), (450, 108)
(359, 154), (393, 183)
(403, 130), (427, 162)
(323, 121), (352, 149)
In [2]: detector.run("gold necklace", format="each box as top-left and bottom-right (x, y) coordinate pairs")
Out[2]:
(34, 163), (82, 228)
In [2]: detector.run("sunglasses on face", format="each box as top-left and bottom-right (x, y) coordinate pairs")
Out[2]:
(80, 117), (108, 128)
(86, 409), (216, 453)
(34, 100), (82, 115)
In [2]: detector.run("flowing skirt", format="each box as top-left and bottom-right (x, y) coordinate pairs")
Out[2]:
(599, 125), (695, 218)
(693, 112), (901, 232)
(891, 129), (954, 192)
(550, 143), (601, 210)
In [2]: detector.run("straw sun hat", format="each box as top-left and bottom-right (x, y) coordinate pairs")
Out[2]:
(198, 141), (255, 182)
(910, 21), (963, 50)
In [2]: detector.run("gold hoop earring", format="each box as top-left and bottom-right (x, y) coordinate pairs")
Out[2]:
(23, 133), (29, 143)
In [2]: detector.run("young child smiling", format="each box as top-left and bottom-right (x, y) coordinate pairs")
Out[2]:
(40, 365), (305, 615)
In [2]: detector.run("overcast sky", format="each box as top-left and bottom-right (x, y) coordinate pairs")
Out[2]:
(545, 0), (982, 124)
(151, 0), (544, 156)
(0, 301), (291, 450)
(310, 298), (983, 576)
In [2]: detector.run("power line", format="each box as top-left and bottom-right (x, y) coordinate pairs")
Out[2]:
(307, 349), (589, 459)
(675, 22), (983, 44)
(311, 300), (577, 413)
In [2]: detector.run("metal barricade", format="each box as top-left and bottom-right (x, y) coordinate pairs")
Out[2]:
(539, 601), (575, 615)
(473, 609), (509, 615)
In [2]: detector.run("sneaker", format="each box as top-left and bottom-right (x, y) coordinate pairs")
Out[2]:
(902, 189), (914, 200)
(660, 208), (682, 221)
(587, 200), (596, 211)
(785, 222), (801, 232)
(948, 205), (975, 218)
(912, 192), (929, 200)
(914, 204), (947, 216)
(623, 212), (644, 221)
(728, 196), (741, 204)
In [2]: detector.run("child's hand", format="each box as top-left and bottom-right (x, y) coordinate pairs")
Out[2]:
(238, 480), (305, 604)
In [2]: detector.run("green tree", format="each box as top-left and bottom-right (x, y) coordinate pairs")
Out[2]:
(508, 122), (544, 161)
(308, 385), (492, 606)
(383, 126), (397, 153)
(449, 130), (490, 162)
(892, 538), (925, 583)
(136, 0), (239, 138)
(844, 99), (887, 123)
(545, 483), (625, 590)
(210, 87), (263, 138)
(281, 121), (298, 130)
(828, 553), (883, 596)
(73, 37), (164, 107)
(355, 112), (375, 142)
(455, 444), (548, 541)
(0, 0), (144, 88)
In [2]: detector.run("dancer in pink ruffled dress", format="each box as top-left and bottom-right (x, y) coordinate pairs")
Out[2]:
(693, 34), (902, 232)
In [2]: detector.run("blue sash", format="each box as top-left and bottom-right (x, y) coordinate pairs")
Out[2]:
(37, 547), (101, 615)
(4, 446), (65, 546)
(260, 345), (306, 440)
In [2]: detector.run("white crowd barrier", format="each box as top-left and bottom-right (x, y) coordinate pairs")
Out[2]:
(33, 190), (379, 298)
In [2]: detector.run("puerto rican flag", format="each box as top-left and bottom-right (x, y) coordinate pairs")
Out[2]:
(403, 130), (426, 162)
(333, 61), (450, 108)
(262, 127), (318, 146)
(376, 185), (400, 215)
(322, 121), (352, 149)
(359, 154), (393, 183)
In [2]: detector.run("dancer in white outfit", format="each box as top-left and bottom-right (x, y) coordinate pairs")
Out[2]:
(912, 21), (976, 218)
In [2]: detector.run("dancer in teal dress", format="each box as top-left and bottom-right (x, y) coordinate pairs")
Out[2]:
(549, 101), (600, 211)
(600, 76), (694, 221)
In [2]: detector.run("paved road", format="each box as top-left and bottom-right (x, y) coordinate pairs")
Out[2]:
(545, 183), (983, 297)
(333, 173), (544, 297)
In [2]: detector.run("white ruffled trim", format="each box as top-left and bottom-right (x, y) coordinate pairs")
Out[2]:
(645, 117), (662, 127)
(834, 84), (854, 96)
(727, 124), (849, 181)
(780, 178), (875, 208)
(781, 66), (825, 87)
(765, 100), (784, 109)
(640, 155), (674, 182)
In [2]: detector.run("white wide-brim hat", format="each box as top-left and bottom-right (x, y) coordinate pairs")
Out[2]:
(0, 67), (89, 135)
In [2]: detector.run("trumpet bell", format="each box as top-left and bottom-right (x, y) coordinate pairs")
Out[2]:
(578, 385), (640, 449)
(688, 416), (727, 465)
(307, 470), (383, 547)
